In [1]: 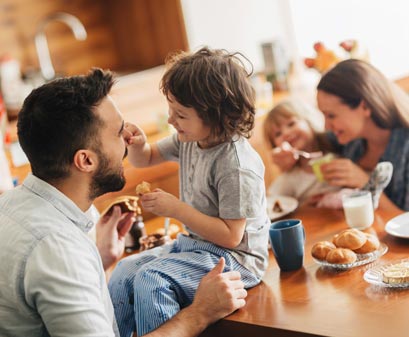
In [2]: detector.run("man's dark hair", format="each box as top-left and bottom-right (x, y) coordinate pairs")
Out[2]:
(17, 68), (115, 182)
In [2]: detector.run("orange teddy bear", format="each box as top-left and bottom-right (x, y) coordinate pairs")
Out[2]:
(304, 42), (340, 73)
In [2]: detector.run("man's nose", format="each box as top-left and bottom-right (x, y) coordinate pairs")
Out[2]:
(122, 127), (132, 141)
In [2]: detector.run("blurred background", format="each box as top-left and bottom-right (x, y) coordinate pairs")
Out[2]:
(1, 0), (408, 78)
(2, 0), (409, 214)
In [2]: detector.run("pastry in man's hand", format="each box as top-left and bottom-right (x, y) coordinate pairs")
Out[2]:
(326, 248), (357, 264)
(101, 195), (139, 216)
(135, 181), (151, 196)
(354, 233), (380, 254)
(311, 241), (336, 260)
(333, 228), (366, 250)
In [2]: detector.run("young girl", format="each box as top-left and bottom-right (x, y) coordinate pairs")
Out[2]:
(263, 99), (340, 206)
(109, 47), (270, 337)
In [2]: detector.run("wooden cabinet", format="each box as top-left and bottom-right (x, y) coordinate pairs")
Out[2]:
(0, 0), (188, 76)
(106, 0), (188, 72)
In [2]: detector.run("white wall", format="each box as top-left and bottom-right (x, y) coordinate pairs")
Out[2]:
(180, 0), (289, 73)
(290, 0), (409, 79)
(181, 0), (409, 80)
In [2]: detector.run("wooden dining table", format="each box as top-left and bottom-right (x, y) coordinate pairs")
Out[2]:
(200, 205), (409, 337)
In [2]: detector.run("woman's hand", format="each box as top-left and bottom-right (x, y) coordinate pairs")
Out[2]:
(140, 188), (182, 218)
(320, 158), (370, 188)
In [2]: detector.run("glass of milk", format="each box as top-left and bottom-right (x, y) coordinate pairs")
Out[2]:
(342, 190), (374, 229)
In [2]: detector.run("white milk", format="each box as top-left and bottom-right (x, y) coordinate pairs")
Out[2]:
(342, 191), (374, 229)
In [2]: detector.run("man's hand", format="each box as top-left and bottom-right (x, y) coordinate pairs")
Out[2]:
(191, 257), (247, 325)
(96, 206), (134, 270)
(144, 258), (247, 337)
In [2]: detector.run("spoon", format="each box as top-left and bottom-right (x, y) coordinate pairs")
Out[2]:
(281, 141), (323, 160)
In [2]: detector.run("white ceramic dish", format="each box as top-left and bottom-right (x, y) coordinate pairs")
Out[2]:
(385, 212), (409, 238)
(364, 259), (409, 288)
(267, 195), (298, 221)
(313, 243), (388, 270)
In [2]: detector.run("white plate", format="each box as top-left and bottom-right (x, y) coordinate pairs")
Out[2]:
(267, 195), (298, 221)
(385, 212), (409, 238)
(364, 259), (409, 288)
(313, 243), (388, 270)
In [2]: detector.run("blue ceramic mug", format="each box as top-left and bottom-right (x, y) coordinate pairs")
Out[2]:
(269, 219), (305, 271)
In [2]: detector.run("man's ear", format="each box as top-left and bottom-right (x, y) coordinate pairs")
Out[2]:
(73, 149), (97, 173)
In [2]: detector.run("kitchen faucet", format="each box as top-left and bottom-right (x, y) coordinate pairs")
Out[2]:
(35, 12), (87, 80)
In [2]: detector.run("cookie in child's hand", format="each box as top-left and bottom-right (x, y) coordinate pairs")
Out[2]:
(135, 181), (151, 196)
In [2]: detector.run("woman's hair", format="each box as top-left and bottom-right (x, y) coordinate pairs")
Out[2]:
(317, 59), (409, 128)
(263, 99), (324, 147)
(18, 68), (114, 182)
(160, 46), (256, 141)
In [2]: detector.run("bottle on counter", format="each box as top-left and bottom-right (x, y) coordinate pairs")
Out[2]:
(125, 207), (147, 252)
(0, 90), (13, 193)
(0, 132), (14, 193)
(0, 54), (23, 120)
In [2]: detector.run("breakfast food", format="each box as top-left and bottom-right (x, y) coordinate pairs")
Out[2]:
(139, 233), (169, 251)
(273, 200), (283, 213)
(309, 153), (335, 182)
(382, 261), (409, 284)
(312, 228), (382, 266)
(326, 248), (357, 264)
(311, 241), (336, 260)
(101, 195), (139, 216)
(154, 223), (181, 239)
(332, 228), (367, 250)
(354, 233), (380, 254)
(135, 181), (151, 195)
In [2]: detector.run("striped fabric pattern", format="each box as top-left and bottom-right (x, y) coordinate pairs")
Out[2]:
(108, 234), (260, 337)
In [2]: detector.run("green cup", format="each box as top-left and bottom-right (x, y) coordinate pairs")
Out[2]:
(309, 153), (335, 182)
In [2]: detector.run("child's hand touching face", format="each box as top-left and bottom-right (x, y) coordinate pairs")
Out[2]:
(124, 122), (147, 148)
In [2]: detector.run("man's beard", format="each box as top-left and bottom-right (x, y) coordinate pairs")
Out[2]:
(89, 148), (126, 200)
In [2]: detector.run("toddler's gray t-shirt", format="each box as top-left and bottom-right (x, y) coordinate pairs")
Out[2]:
(157, 133), (269, 278)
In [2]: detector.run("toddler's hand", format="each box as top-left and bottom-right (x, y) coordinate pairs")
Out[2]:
(271, 146), (298, 172)
(124, 122), (147, 147)
(139, 188), (181, 218)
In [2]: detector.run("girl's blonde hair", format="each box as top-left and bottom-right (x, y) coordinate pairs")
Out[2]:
(263, 99), (324, 147)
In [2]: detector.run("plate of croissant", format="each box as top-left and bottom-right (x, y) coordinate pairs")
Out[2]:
(311, 228), (388, 270)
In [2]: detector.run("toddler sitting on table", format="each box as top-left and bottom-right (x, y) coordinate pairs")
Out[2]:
(108, 47), (270, 337)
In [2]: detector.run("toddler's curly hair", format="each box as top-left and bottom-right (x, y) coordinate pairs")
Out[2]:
(160, 47), (255, 141)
